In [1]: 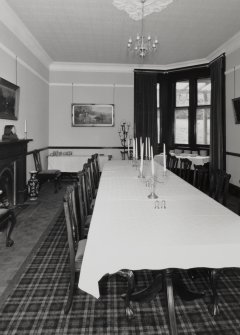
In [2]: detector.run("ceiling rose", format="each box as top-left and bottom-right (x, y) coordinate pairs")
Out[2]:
(112, 0), (173, 20)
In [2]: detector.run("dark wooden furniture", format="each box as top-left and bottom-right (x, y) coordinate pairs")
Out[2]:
(0, 203), (16, 247)
(192, 163), (209, 192)
(63, 185), (86, 314)
(166, 154), (178, 174)
(0, 139), (32, 205)
(179, 158), (192, 182)
(33, 150), (61, 193)
(208, 169), (231, 206)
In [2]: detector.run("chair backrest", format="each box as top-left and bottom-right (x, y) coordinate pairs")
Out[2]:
(179, 158), (192, 181)
(63, 185), (79, 267)
(82, 163), (94, 214)
(33, 150), (43, 172)
(209, 169), (231, 205)
(91, 153), (100, 187)
(166, 154), (178, 174)
(193, 164), (209, 192)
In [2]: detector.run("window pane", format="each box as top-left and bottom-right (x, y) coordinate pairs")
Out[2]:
(197, 79), (211, 105)
(196, 108), (210, 145)
(176, 81), (189, 107)
(174, 109), (188, 144)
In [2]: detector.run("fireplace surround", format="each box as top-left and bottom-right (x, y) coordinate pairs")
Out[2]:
(0, 140), (32, 206)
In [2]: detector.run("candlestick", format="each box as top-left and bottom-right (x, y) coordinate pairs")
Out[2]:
(151, 146), (154, 177)
(138, 143), (145, 178)
(145, 137), (148, 158)
(135, 138), (138, 160)
(148, 137), (151, 160)
(163, 143), (166, 171)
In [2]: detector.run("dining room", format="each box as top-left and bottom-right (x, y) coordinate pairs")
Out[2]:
(1, 0), (240, 334)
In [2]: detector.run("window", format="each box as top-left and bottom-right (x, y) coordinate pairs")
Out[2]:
(157, 83), (160, 143)
(174, 81), (189, 144)
(196, 79), (211, 145)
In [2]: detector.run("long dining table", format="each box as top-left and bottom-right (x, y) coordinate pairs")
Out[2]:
(78, 159), (240, 334)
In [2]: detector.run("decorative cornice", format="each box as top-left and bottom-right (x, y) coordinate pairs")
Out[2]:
(0, 0), (52, 69)
(0, 41), (49, 84)
(112, 0), (173, 20)
(50, 58), (208, 73)
(49, 83), (133, 88)
(207, 30), (240, 63)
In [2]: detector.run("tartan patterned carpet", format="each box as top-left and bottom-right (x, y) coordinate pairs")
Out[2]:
(1, 211), (240, 334)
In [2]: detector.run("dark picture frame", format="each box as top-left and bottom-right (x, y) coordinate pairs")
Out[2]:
(72, 104), (114, 127)
(232, 97), (240, 124)
(0, 78), (20, 120)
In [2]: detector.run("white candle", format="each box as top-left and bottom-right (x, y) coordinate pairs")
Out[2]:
(140, 137), (142, 157)
(151, 146), (154, 177)
(140, 143), (144, 173)
(145, 137), (147, 158)
(135, 138), (138, 160)
(148, 137), (151, 160)
(24, 120), (27, 133)
(132, 138), (135, 159)
(163, 143), (166, 171)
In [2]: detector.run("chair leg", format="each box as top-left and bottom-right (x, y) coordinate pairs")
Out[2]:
(6, 211), (16, 247)
(64, 275), (75, 314)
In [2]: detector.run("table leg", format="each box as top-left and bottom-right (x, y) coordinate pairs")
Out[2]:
(210, 269), (221, 316)
(164, 269), (178, 335)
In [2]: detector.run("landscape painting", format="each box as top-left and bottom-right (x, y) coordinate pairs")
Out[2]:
(0, 78), (19, 120)
(72, 104), (114, 127)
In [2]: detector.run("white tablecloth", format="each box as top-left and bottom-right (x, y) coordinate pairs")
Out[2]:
(78, 160), (240, 299)
(48, 155), (108, 172)
(155, 153), (210, 168)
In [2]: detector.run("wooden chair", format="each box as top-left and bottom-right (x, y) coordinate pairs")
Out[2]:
(193, 163), (209, 192)
(75, 173), (92, 238)
(91, 154), (101, 190)
(166, 154), (178, 174)
(33, 150), (61, 193)
(0, 189), (16, 247)
(208, 169), (231, 206)
(179, 158), (192, 182)
(82, 164), (95, 215)
(63, 185), (87, 314)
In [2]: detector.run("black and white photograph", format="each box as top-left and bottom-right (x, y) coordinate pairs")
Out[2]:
(1, 1), (240, 334)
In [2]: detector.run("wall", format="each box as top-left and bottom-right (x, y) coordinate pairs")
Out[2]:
(226, 48), (240, 186)
(0, 22), (49, 176)
(49, 69), (134, 159)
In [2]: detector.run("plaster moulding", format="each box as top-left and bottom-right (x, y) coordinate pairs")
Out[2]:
(112, 0), (173, 20)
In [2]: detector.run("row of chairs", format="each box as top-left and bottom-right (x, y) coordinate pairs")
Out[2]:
(167, 154), (231, 206)
(63, 154), (100, 314)
(167, 154), (231, 315)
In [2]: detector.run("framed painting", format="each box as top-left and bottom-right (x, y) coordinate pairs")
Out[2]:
(0, 78), (20, 120)
(72, 104), (114, 127)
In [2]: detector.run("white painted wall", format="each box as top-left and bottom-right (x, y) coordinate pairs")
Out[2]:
(49, 70), (134, 159)
(0, 22), (49, 177)
(226, 48), (240, 186)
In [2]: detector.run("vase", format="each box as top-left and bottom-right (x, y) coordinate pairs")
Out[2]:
(28, 171), (39, 201)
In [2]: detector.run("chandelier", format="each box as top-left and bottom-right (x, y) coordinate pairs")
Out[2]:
(127, 0), (158, 58)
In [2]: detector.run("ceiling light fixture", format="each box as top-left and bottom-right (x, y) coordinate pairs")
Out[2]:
(127, 0), (158, 58)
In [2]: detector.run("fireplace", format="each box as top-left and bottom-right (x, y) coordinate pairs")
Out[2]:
(0, 140), (31, 206)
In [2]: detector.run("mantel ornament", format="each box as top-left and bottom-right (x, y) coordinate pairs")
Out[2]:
(112, 0), (173, 20)
(2, 125), (18, 141)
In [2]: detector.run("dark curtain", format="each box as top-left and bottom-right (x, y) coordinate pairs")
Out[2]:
(134, 71), (158, 154)
(210, 55), (226, 170)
